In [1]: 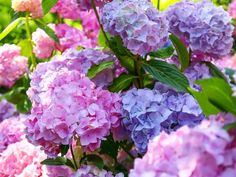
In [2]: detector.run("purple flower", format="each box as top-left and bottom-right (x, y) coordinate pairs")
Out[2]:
(166, 0), (233, 59)
(122, 82), (204, 153)
(0, 99), (17, 122)
(101, 0), (169, 55)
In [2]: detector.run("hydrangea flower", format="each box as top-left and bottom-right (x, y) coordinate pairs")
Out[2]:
(229, 0), (236, 19)
(0, 44), (28, 87)
(0, 99), (17, 122)
(101, 0), (169, 55)
(12, 0), (43, 18)
(71, 165), (124, 177)
(166, 0), (234, 59)
(26, 63), (123, 156)
(80, 9), (100, 46)
(122, 82), (204, 153)
(130, 120), (236, 177)
(78, 0), (111, 10)
(32, 24), (93, 59)
(0, 139), (72, 177)
(51, 0), (81, 20)
(215, 55), (236, 70)
(0, 116), (26, 152)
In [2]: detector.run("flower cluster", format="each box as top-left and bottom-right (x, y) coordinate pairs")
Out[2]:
(166, 0), (234, 59)
(122, 82), (204, 153)
(0, 99), (17, 122)
(71, 165), (124, 177)
(101, 0), (169, 55)
(229, 0), (236, 19)
(78, 0), (111, 11)
(26, 53), (123, 156)
(32, 24), (93, 59)
(130, 120), (236, 177)
(12, 0), (43, 18)
(0, 44), (28, 87)
(0, 116), (26, 152)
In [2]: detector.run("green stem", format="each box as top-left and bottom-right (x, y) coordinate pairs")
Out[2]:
(91, 0), (110, 46)
(157, 0), (160, 10)
(70, 145), (78, 170)
(134, 56), (144, 88)
(25, 13), (36, 70)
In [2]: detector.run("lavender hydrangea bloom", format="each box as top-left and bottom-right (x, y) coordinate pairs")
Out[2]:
(122, 83), (204, 153)
(166, 0), (234, 59)
(0, 99), (17, 122)
(101, 0), (169, 55)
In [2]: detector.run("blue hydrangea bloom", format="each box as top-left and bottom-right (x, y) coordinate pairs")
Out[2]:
(122, 83), (204, 153)
(101, 0), (169, 55)
(166, 0), (233, 59)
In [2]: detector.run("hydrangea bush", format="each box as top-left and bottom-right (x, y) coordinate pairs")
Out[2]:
(0, 0), (236, 176)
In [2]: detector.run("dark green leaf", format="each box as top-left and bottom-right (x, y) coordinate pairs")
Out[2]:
(35, 20), (59, 43)
(142, 60), (189, 92)
(169, 34), (190, 71)
(203, 62), (227, 81)
(108, 74), (137, 92)
(42, 0), (58, 15)
(149, 45), (174, 59)
(225, 68), (236, 83)
(100, 135), (119, 159)
(0, 18), (23, 41)
(41, 157), (67, 166)
(60, 145), (69, 157)
(80, 154), (104, 170)
(87, 60), (114, 79)
(109, 36), (135, 73)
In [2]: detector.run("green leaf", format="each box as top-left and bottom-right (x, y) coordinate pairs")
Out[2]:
(18, 39), (31, 57)
(203, 62), (227, 81)
(142, 60), (189, 92)
(35, 20), (59, 43)
(149, 45), (174, 59)
(193, 78), (236, 115)
(109, 36), (135, 73)
(169, 34), (190, 71)
(0, 18), (23, 41)
(108, 74), (137, 92)
(41, 157), (75, 169)
(225, 68), (236, 83)
(188, 87), (221, 116)
(42, 0), (58, 15)
(60, 145), (69, 157)
(100, 135), (119, 159)
(87, 60), (114, 79)
(98, 30), (110, 48)
(80, 154), (104, 170)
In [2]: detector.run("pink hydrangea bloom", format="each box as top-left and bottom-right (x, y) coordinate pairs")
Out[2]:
(0, 116), (26, 152)
(80, 9), (100, 47)
(51, 0), (81, 19)
(71, 165), (124, 177)
(26, 63), (123, 156)
(130, 120), (236, 177)
(78, 0), (111, 10)
(229, 0), (236, 19)
(0, 44), (28, 87)
(0, 139), (72, 177)
(32, 24), (93, 59)
(215, 55), (236, 70)
(12, 0), (43, 18)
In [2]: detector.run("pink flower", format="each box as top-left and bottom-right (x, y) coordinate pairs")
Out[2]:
(229, 0), (236, 19)
(215, 55), (236, 70)
(0, 116), (26, 152)
(78, 0), (111, 11)
(0, 99), (17, 122)
(26, 63), (123, 156)
(51, 0), (81, 20)
(130, 120), (236, 177)
(12, 0), (43, 18)
(32, 24), (93, 59)
(0, 44), (28, 87)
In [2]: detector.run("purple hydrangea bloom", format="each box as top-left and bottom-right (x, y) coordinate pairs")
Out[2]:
(122, 83), (204, 153)
(166, 0), (234, 59)
(0, 99), (17, 122)
(101, 0), (169, 55)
